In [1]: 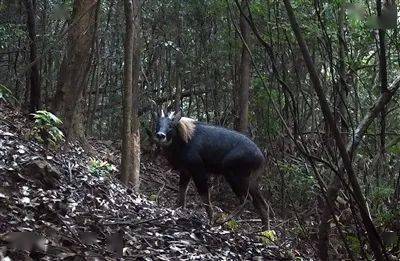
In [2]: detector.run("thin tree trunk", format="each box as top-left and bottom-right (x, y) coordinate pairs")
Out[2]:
(236, 0), (251, 134)
(120, 0), (140, 191)
(121, 0), (134, 186)
(174, 2), (182, 112)
(377, 0), (388, 177)
(24, 0), (41, 113)
(318, 5), (348, 259)
(282, 1), (386, 260)
(131, 0), (141, 191)
(319, 75), (400, 261)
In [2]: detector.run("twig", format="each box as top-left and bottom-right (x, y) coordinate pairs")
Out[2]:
(56, 213), (86, 249)
(102, 213), (170, 226)
(214, 189), (251, 227)
(141, 175), (179, 192)
(236, 219), (261, 223)
(67, 161), (73, 181)
(156, 169), (168, 205)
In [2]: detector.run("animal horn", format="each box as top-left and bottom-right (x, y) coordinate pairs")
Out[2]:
(149, 99), (157, 108)
(161, 109), (165, 117)
(168, 111), (175, 119)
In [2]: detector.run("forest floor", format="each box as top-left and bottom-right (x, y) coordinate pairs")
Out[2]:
(0, 103), (302, 260)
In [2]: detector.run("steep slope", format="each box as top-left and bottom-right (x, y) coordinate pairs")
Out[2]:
(0, 104), (293, 260)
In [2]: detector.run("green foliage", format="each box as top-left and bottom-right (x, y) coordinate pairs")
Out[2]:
(277, 161), (316, 205)
(0, 23), (26, 49)
(388, 143), (400, 154)
(249, 1), (268, 18)
(215, 213), (239, 231)
(50, 3), (72, 20)
(376, 210), (398, 228)
(208, 0), (227, 17)
(225, 219), (239, 231)
(332, 0), (348, 6)
(347, 2), (367, 29)
(260, 230), (277, 245)
(291, 225), (307, 239)
(370, 185), (394, 205)
(32, 110), (63, 126)
(0, 84), (17, 104)
(149, 194), (158, 202)
(369, 185), (397, 227)
(252, 77), (281, 137)
(88, 158), (117, 177)
(346, 234), (361, 255)
(31, 110), (65, 147)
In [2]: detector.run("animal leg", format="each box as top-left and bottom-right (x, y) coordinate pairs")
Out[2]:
(176, 171), (191, 208)
(249, 181), (269, 230)
(191, 172), (213, 222)
(225, 172), (250, 205)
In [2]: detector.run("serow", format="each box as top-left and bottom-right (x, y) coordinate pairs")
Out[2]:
(154, 109), (269, 229)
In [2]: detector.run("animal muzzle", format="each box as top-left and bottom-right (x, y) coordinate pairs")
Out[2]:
(156, 132), (167, 142)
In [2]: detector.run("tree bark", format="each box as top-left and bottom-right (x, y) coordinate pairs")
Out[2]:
(318, 5), (348, 259)
(24, 0), (41, 113)
(174, 1), (183, 113)
(235, 0), (251, 134)
(120, 0), (141, 191)
(282, 1), (386, 260)
(52, 0), (99, 142)
(377, 0), (388, 171)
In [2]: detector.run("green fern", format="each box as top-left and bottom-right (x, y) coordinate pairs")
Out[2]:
(30, 110), (65, 147)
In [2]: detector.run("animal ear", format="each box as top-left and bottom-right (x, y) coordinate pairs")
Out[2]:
(168, 111), (175, 119)
(172, 110), (182, 124)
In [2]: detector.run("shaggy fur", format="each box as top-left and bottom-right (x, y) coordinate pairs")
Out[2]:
(178, 117), (196, 143)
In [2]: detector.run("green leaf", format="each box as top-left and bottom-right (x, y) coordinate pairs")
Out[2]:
(260, 230), (277, 245)
(226, 220), (239, 231)
(30, 110), (65, 147)
(88, 157), (117, 177)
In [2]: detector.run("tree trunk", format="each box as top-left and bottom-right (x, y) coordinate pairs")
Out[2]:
(174, 2), (183, 113)
(236, 0), (251, 134)
(376, 0), (388, 180)
(282, 1), (386, 260)
(52, 0), (99, 142)
(24, 0), (41, 113)
(318, 6), (348, 259)
(120, 0), (141, 191)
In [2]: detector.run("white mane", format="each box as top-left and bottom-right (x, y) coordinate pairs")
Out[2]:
(178, 117), (196, 143)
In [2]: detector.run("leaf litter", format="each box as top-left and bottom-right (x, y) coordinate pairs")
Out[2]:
(0, 104), (295, 260)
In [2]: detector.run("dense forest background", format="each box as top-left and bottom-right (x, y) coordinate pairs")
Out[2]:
(0, 0), (399, 259)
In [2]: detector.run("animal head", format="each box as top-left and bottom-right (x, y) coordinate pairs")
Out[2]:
(154, 110), (195, 145)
